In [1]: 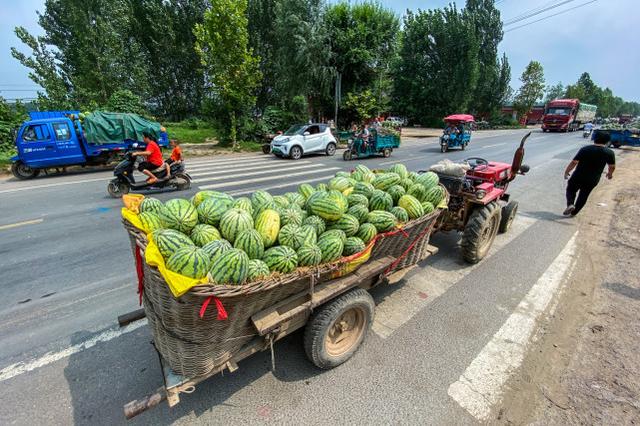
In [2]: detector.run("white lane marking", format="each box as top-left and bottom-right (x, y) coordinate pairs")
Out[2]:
(379, 155), (433, 166)
(187, 157), (281, 171)
(190, 161), (311, 177)
(193, 163), (328, 184)
(0, 177), (109, 194)
(448, 232), (578, 421)
(229, 175), (335, 196)
(372, 215), (537, 338)
(185, 154), (265, 166)
(0, 320), (146, 382)
(199, 167), (340, 190)
(482, 143), (507, 148)
(0, 218), (44, 230)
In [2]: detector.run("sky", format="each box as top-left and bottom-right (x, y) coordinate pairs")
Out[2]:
(1, 0), (639, 102)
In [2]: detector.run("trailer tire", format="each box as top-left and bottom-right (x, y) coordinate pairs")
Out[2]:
(11, 161), (40, 180)
(304, 288), (374, 370)
(461, 201), (501, 264)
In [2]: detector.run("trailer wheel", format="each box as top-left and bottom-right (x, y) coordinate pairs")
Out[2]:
(499, 200), (518, 233)
(11, 161), (40, 180)
(304, 288), (374, 370)
(461, 201), (501, 264)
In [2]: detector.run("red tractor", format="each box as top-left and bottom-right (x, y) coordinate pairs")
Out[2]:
(432, 132), (531, 263)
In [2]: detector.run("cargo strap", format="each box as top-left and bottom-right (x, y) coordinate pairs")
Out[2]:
(135, 246), (144, 306)
(199, 296), (228, 320)
(384, 220), (436, 276)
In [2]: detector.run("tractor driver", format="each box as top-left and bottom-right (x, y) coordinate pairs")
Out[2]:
(131, 131), (170, 184)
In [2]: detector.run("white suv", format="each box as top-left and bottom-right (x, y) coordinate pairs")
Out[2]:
(271, 123), (337, 160)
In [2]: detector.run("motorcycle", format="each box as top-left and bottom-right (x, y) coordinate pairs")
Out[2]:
(583, 128), (592, 139)
(107, 149), (191, 198)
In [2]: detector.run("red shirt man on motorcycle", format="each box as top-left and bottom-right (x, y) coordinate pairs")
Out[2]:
(131, 131), (169, 184)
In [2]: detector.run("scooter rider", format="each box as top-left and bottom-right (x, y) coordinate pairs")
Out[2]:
(131, 131), (170, 184)
(584, 121), (594, 134)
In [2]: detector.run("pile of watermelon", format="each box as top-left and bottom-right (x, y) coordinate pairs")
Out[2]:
(135, 163), (446, 286)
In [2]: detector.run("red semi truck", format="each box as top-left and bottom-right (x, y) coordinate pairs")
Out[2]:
(541, 98), (597, 132)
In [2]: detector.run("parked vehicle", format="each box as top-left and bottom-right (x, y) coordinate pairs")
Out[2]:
(440, 114), (474, 152)
(541, 99), (597, 132)
(10, 110), (168, 179)
(270, 123), (337, 160)
(386, 116), (406, 126)
(593, 129), (640, 148)
(342, 128), (400, 160)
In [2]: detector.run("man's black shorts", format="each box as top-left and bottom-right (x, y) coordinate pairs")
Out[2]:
(138, 161), (163, 173)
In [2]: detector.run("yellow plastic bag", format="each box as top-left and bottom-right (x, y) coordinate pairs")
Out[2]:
(332, 241), (374, 279)
(121, 207), (145, 231)
(123, 194), (145, 213)
(144, 239), (209, 297)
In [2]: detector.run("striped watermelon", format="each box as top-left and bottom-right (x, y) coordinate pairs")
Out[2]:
(367, 210), (397, 232)
(192, 191), (233, 208)
(387, 185), (406, 204)
(408, 183), (427, 202)
(190, 224), (222, 247)
(416, 171), (439, 189)
(424, 185), (446, 206)
(278, 224), (304, 250)
(355, 164), (371, 175)
(251, 190), (274, 212)
(298, 184), (315, 200)
(233, 197), (254, 215)
(302, 215), (326, 235)
(329, 214), (359, 237)
(273, 195), (290, 210)
(398, 194), (424, 219)
(328, 176), (351, 192)
(319, 229), (347, 243)
(153, 229), (195, 259)
(247, 259), (271, 281)
(409, 171), (420, 182)
(343, 236), (366, 256)
(421, 201), (435, 215)
(262, 246), (298, 273)
(190, 190), (215, 207)
(253, 200), (278, 219)
(315, 183), (328, 192)
(234, 229), (265, 259)
(197, 198), (230, 227)
(139, 212), (164, 233)
(348, 204), (369, 224)
(389, 164), (408, 179)
(254, 209), (280, 248)
(160, 199), (198, 233)
(300, 225), (318, 246)
(139, 197), (166, 215)
(201, 239), (232, 262)
(166, 246), (210, 279)
(356, 223), (377, 243)
(335, 171), (351, 178)
(305, 190), (325, 210)
(327, 190), (349, 213)
(285, 192), (306, 208)
(347, 193), (369, 208)
(309, 194), (343, 221)
(219, 208), (254, 244)
(372, 173), (401, 191)
(342, 187), (354, 197)
(369, 190), (393, 211)
(297, 244), (322, 266)
(280, 207), (303, 227)
(209, 248), (249, 285)
(390, 206), (410, 223)
(317, 236), (344, 263)
(401, 177), (414, 191)
(361, 171), (376, 183)
(353, 182), (374, 198)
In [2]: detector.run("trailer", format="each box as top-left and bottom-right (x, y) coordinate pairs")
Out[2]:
(593, 128), (640, 148)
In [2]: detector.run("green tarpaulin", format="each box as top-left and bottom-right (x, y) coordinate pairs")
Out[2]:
(83, 111), (162, 145)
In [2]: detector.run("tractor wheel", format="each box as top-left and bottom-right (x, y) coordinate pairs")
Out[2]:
(304, 288), (374, 370)
(499, 200), (518, 233)
(460, 202), (501, 264)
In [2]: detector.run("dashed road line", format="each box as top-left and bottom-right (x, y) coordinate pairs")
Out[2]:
(0, 218), (44, 231)
(192, 163), (328, 184)
(199, 167), (340, 190)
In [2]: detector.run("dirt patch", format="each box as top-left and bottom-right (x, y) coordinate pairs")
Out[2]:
(498, 148), (640, 424)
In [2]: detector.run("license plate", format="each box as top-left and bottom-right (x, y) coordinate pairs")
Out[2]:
(272, 147), (282, 154)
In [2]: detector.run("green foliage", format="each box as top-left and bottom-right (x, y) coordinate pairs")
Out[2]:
(563, 72), (640, 117)
(0, 97), (28, 156)
(105, 90), (146, 115)
(344, 90), (378, 122)
(545, 82), (565, 103)
(514, 61), (545, 117)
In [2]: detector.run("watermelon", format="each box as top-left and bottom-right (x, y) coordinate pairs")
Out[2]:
(372, 173), (401, 191)
(197, 198), (230, 227)
(201, 239), (232, 262)
(347, 193), (369, 208)
(139, 197), (165, 215)
(348, 204), (369, 224)
(253, 200), (278, 219)
(192, 191), (233, 208)
(300, 225), (318, 246)
(233, 197), (253, 215)
(298, 184), (315, 200)
(278, 224), (304, 250)
(251, 190), (274, 212)
(273, 195), (290, 210)
(247, 259), (271, 281)
(343, 236), (366, 256)
(401, 178), (414, 191)
(421, 201), (435, 215)
(219, 208), (254, 244)
(398, 194), (424, 219)
(262, 245), (298, 273)
(356, 223), (377, 243)
(361, 171), (376, 183)
(353, 182), (374, 198)
(351, 170), (364, 182)
(190, 224), (222, 247)
(416, 171), (439, 189)
(329, 214), (359, 237)
(160, 199), (198, 233)
(355, 164), (371, 175)
(280, 207), (303, 227)
(319, 229), (347, 243)
(328, 176), (351, 192)
(234, 229), (265, 259)
(308, 193), (343, 221)
(317, 236), (344, 263)
(209, 248), (249, 285)
(369, 190), (393, 212)
(390, 206), (410, 223)
(315, 183), (328, 192)
(302, 215), (326, 235)
(390, 164), (409, 179)
(342, 187), (354, 197)
(335, 171), (351, 178)
(166, 246), (210, 279)
(424, 185), (446, 206)
(285, 192), (306, 208)
(367, 210), (397, 232)
(408, 183), (427, 202)
(153, 229), (195, 259)
(387, 185), (406, 204)
(139, 212), (164, 233)
(190, 190), (215, 207)
(255, 209), (280, 248)
(327, 190), (349, 213)
(297, 244), (322, 266)
(409, 171), (420, 182)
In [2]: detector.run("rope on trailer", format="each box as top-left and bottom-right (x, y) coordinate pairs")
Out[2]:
(268, 333), (276, 372)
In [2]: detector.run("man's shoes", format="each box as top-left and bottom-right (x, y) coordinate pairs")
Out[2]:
(563, 205), (575, 216)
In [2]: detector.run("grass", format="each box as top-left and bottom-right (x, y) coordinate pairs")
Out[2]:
(0, 150), (15, 169)
(164, 121), (218, 145)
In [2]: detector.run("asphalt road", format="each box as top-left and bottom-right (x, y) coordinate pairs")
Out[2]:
(0, 129), (595, 424)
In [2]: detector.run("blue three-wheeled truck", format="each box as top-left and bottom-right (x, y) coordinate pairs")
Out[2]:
(9, 110), (168, 179)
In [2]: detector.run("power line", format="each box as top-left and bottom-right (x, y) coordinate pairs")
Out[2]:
(504, 0), (578, 26)
(505, 0), (598, 32)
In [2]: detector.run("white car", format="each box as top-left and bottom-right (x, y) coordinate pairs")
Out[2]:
(271, 123), (337, 160)
(386, 116), (406, 126)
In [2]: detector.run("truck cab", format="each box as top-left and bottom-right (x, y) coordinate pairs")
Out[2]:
(541, 99), (579, 132)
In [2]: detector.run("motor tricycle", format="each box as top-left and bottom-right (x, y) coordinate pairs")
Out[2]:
(342, 128), (400, 160)
(440, 114), (474, 153)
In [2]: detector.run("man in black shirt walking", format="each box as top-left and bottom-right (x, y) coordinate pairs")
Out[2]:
(563, 132), (615, 216)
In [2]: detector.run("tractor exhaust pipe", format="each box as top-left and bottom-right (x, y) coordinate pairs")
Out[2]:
(509, 132), (531, 181)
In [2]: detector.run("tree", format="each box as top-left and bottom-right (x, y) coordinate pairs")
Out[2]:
(344, 89), (378, 123)
(195, 0), (262, 148)
(514, 61), (545, 118)
(545, 82), (565, 102)
(105, 90), (146, 115)
(247, 0), (279, 111)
